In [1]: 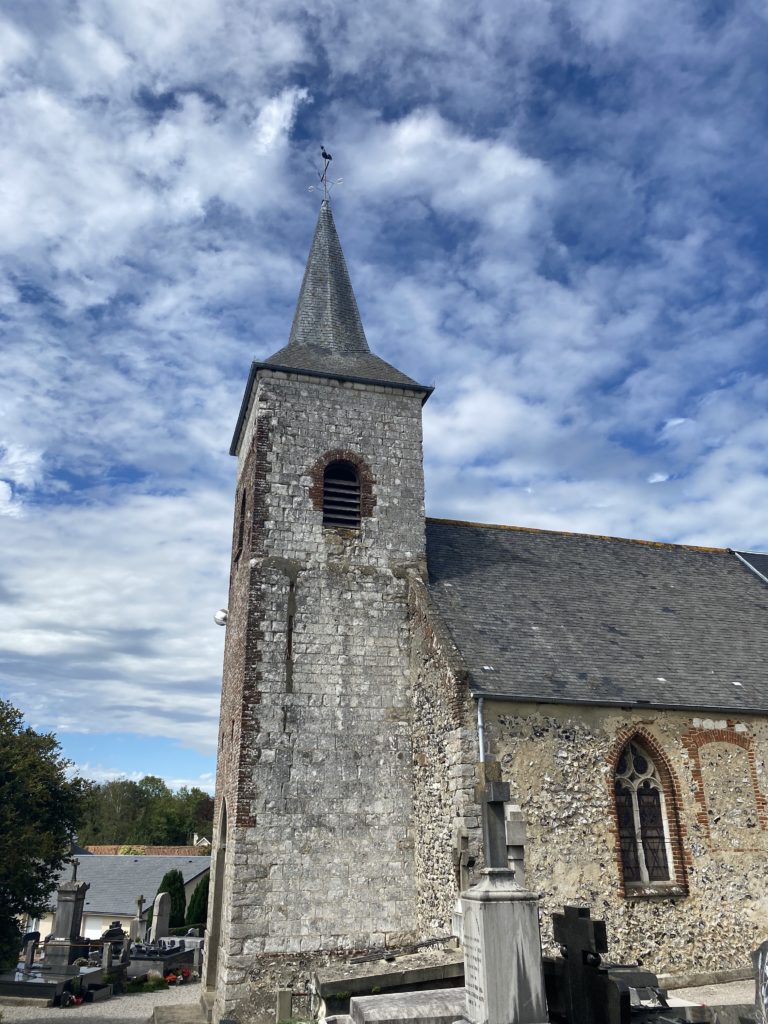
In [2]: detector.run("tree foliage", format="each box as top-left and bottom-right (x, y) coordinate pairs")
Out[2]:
(0, 700), (83, 968)
(77, 777), (213, 846)
(158, 868), (186, 929)
(185, 873), (209, 928)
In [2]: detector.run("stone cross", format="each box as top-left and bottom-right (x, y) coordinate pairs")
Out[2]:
(474, 761), (511, 870)
(70, 858), (80, 881)
(453, 828), (473, 893)
(505, 804), (527, 886)
(552, 906), (608, 1024)
(130, 894), (146, 941)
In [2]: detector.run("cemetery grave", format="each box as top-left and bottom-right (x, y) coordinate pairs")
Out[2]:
(0, 865), (204, 1008)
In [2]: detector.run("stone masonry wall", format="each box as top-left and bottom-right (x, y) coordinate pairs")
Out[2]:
(408, 577), (479, 935)
(210, 371), (428, 1022)
(484, 701), (768, 974)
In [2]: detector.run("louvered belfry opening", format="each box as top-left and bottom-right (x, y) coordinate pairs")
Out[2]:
(323, 460), (361, 528)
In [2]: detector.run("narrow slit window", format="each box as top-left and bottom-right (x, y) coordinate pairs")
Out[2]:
(235, 490), (247, 559)
(323, 460), (361, 528)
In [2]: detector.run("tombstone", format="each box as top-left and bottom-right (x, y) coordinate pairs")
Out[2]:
(43, 859), (91, 970)
(544, 906), (713, 1024)
(102, 942), (113, 970)
(129, 895), (145, 942)
(149, 891), (171, 943)
(754, 940), (768, 1024)
(551, 906), (608, 1024)
(23, 939), (36, 972)
(461, 761), (548, 1024)
(100, 920), (126, 958)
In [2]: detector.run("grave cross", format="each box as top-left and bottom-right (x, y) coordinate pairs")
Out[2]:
(475, 768), (511, 869)
(552, 906), (608, 1024)
(70, 858), (80, 881)
(137, 894), (145, 916)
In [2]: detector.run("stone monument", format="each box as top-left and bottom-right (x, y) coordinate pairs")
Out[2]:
(505, 804), (527, 886)
(43, 859), (90, 969)
(129, 894), (145, 941)
(461, 763), (548, 1024)
(754, 940), (768, 1024)
(149, 891), (171, 943)
(551, 906), (608, 1024)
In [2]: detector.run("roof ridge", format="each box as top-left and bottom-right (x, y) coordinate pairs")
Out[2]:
(425, 516), (729, 553)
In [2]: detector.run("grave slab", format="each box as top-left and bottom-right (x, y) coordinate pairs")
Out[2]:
(350, 987), (466, 1024)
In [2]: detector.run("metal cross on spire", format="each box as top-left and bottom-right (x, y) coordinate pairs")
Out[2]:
(309, 145), (343, 202)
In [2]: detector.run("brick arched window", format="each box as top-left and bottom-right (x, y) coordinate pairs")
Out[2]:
(613, 736), (688, 894)
(322, 460), (361, 528)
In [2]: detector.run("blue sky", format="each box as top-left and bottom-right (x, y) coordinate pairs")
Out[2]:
(1, 0), (768, 793)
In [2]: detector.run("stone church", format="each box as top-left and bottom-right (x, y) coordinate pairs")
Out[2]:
(205, 199), (768, 1022)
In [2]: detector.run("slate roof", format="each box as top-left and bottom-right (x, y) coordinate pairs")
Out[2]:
(50, 856), (210, 916)
(425, 518), (768, 714)
(737, 550), (768, 582)
(230, 201), (432, 455)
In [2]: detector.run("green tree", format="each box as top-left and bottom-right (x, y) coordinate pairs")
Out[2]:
(155, 868), (186, 929)
(0, 700), (82, 968)
(176, 787), (214, 843)
(185, 873), (209, 928)
(77, 777), (212, 847)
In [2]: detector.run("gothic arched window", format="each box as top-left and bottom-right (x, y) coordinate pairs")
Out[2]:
(614, 740), (674, 887)
(322, 460), (361, 528)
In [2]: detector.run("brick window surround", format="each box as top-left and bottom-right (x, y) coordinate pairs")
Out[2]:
(680, 725), (768, 845)
(308, 449), (376, 524)
(608, 728), (690, 899)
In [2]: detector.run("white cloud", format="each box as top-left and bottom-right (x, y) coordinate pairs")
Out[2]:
(1, 0), (768, 786)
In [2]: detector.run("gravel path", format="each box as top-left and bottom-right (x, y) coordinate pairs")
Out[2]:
(0, 980), (200, 1024)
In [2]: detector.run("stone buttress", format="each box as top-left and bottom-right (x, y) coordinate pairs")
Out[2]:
(206, 200), (433, 1022)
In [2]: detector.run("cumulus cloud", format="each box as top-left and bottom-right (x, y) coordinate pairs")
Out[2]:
(1, 0), (767, 783)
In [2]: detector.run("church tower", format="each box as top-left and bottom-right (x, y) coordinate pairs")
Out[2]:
(207, 199), (433, 1022)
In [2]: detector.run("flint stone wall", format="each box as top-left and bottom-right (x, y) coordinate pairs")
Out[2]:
(408, 576), (478, 934)
(210, 372), (427, 1022)
(485, 701), (768, 974)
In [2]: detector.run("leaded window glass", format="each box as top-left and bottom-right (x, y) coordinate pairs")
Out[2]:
(615, 741), (672, 886)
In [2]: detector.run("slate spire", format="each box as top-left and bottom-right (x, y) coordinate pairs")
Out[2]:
(262, 200), (424, 390)
(286, 199), (370, 355)
(231, 198), (433, 454)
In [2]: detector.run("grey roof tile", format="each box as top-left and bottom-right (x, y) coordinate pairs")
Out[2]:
(51, 855), (210, 916)
(425, 519), (768, 714)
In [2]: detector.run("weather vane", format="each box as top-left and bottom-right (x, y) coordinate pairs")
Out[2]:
(309, 146), (343, 201)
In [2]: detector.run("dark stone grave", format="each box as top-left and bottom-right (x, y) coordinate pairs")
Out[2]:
(544, 906), (713, 1024)
(0, 860), (110, 1007)
(130, 938), (195, 976)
